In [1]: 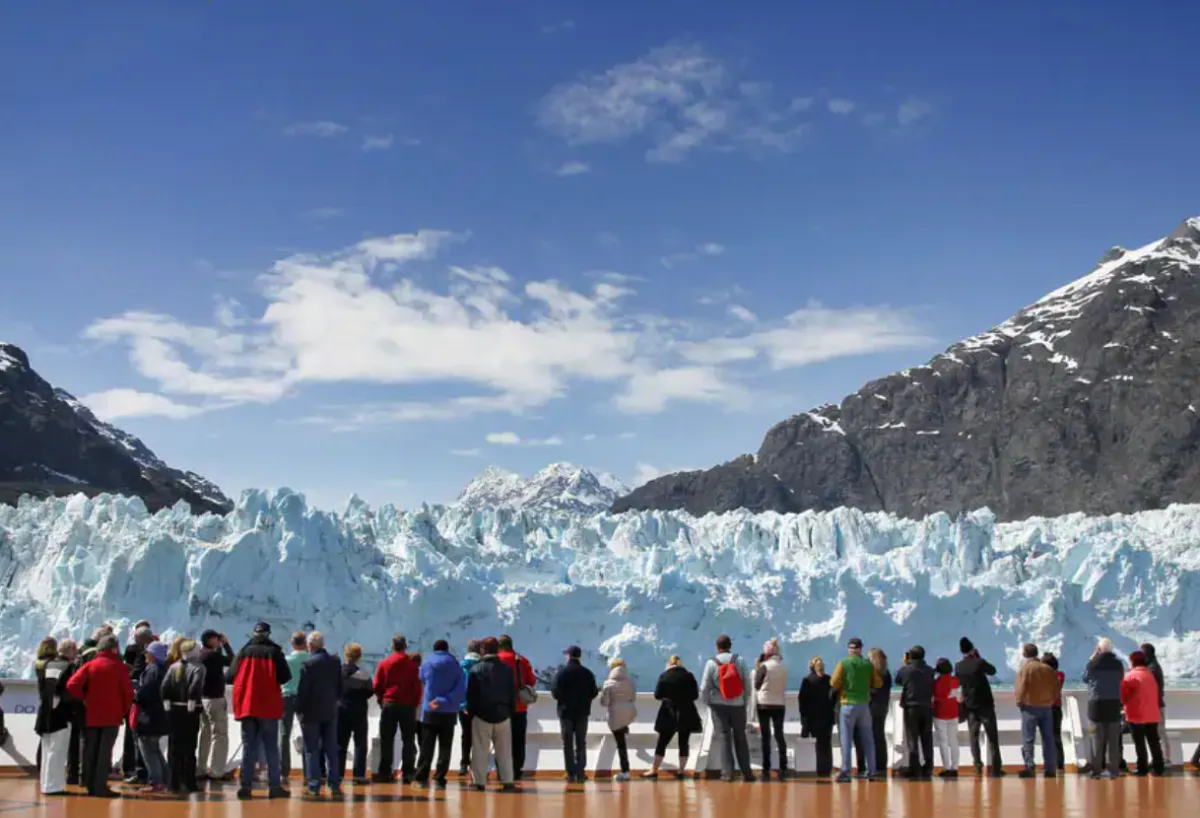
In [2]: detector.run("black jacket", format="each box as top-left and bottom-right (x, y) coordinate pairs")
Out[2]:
(653, 666), (702, 735)
(200, 644), (234, 699)
(1083, 652), (1125, 723)
(467, 655), (517, 724)
(870, 669), (892, 719)
(123, 644), (148, 682)
(296, 649), (343, 724)
(895, 661), (935, 709)
(338, 663), (373, 721)
(798, 672), (836, 734)
(954, 653), (997, 712)
(551, 659), (599, 720)
(1145, 652), (1166, 708)
(35, 657), (74, 735)
(134, 661), (169, 737)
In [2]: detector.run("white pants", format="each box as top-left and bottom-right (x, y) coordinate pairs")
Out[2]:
(471, 718), (513, 787)
(40, 728), (69, 794)
(199, 697), (230, 776)
(934, 718), (959, 771)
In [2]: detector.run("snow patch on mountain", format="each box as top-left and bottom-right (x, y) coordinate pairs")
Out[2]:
(3, 490), (1200, 682)
(455, 462), (629, 514)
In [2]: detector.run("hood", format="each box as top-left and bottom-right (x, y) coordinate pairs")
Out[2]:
(1140, 643), (1158, 661)
(715, 652), (734, 663)
(463, 652), (481, 662)
(146, 642), (168, 664)
(608, 665), (629, 682)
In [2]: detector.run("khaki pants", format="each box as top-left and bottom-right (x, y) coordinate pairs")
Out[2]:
(198, 697), (229, 777)
(470, 718), (513, 786)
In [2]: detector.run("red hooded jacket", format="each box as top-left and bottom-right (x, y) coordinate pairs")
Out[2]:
(1120, 666), (1161, 725)
(65, 650), (134, 728)
(497, 650), (536, 714)
(374, 651), (421, 706)
(231, 634), (291, 721)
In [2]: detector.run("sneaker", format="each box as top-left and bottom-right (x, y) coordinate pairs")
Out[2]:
(720, 775), (733, 782)
(330, 788), (344, 798)
(834, 773), (852, 783)
(500, 784), (518, 792)
(989, 769), (1006, 778)
(434, 779), (448, 790)
(268, 787), (290, 799)
(94, 789), (121, 799)
(776, 769), (788, 782)
(472, 784), (486, 792)
(236, 788), (252, 800)
(974, 763), (984, 775)
(458, 764), (470, 777)
(641, 770), (659, 780)
(613, 772), (630, 782)
(371, 773), (393, 784)
(1018, 769), (1036, 779)
(1044, 772), (1057, 779)
(939, 771), (959, 780)
(743, 774), (757, 783)
(412, 781), (429, 790)
(123, 775), (141, 785)
(307, 787), (321, 797)
(352, 777), (370, 786)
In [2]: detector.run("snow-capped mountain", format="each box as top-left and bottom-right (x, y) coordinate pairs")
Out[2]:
(456, 462), (629, 514)
(5, 488), (1200, 681)
(616, 217), (1200, 521)
(0, 343), (231, 514)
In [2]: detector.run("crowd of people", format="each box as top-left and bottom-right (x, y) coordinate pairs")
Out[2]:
(16, 621), (1185, 798)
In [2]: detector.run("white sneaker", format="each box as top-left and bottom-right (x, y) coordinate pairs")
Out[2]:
(614, 773), (630, 782)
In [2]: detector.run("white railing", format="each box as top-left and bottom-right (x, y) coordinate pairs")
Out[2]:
(2, 680), (1197, 773)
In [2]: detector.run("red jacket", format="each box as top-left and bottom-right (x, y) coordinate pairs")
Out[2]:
(65, 650), (134, 728)
(1120, 666), (1161, 725)
(1054, 670), (1065, 706)
(231, 635), (291, 721)
(374, 651), (421, 706)
(932, 674), (959, 721)
(497, 651), (536, 714)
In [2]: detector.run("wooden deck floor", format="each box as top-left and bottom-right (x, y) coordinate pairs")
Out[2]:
(0, 773), (1194, 818)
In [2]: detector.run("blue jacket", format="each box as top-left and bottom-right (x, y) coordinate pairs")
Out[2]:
(421, 650), (466, 720)
(459, 653), (480, 712)
(296, 649), (343, 724)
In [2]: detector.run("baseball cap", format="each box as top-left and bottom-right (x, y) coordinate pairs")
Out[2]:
(847, 637), (863, 649)
(253, 621), (271, 635)
(564, 645), (582, 658)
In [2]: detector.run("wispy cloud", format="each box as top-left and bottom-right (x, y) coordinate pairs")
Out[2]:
(555, 160), (591, 177)
(538, 43), (810, 163)
(362, 134), (394, 151)
(283, 120), (349, 138)
(661, 242), (727, 268)
(897, 96), (936, 126)
(541, 19), (576, 35)
(728, 304), (757, 323)
(303, 206), (344, 220)
(450, 448), (482, 457)
(581, 433), (597, 442)
(486, 431), (563, 447)
(791, 96), (815, 112)
(79, 388), (203, 421)
(632, 462), (694, 486)
(827, 98), (857, 115)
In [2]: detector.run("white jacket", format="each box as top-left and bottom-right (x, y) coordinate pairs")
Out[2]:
(599, 666), (637, 731)
(754, 656), (788, 708)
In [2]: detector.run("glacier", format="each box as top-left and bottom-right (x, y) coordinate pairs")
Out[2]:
(3, 489), (1200, 685)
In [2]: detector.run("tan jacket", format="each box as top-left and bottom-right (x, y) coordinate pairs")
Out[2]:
(1015, 659), (1058, 708)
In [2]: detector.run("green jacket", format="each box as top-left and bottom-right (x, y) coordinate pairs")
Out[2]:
(831, 655), (882, 705)
(281, 650), (308, 697)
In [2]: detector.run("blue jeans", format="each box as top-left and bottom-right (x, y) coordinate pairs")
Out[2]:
(137, 736), (168, 787)
(838, 704), (876, 777)
(1020, 706), (1057, 774)
(302, 719), (341, 791)
(239, 718), (281, 790)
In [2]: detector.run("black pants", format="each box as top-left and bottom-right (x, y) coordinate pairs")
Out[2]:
(612, 727), (630, 774)
(560, 714), (588, 777)
(904, 707), (934, 776)
(337, 710), (368, 780)
(967, 708), (1003, 772)
(67, 711), (85, 785)
(414, 715), (456, 783)
(511, 711), (528, 777)
(654, 728), (691, 758)
(1052, 705), (1064, 768)
(1130, 723), (1165, 775)
(377, 704), (418, 780)
(812, 726), (834, 777)
(855, 709), (888, 774)
(168, 709), (201, 792)
(280, 695), (297, 780)
(121, 724), (147, 781)
(83, 726), (119, 795)
(458, 713), (472, 769)
(757, 706), (787, 773)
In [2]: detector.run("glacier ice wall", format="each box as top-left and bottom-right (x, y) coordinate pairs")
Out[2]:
(3, 489), (1200, 683)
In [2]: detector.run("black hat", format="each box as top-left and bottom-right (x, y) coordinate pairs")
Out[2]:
(253, 622), (271, 635)
(847, 637), (863, 650)
(564, 645), (582, 659)
(960, 637), (974, 654)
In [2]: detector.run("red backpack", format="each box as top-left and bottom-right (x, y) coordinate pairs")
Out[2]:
(716, 655), (744, 700)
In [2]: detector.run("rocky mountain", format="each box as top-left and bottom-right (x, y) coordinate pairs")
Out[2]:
(0, 343), (232, 514)
(614, 217), (1200, 522)
(456, 462), (629, 514)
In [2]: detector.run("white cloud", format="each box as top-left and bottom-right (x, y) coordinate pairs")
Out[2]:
(697, 242), (725, 256)
(362, 134), (394, 151)
(633, 463), (664, 486)
(728, 304), (757, 323)
(555, 161), (592, 177)
(791, 96), (815, 112)
(451, 448), (482, 457)
(79, 388), (203, 421)
(662, 242), (727, 268)
(85, 232), (933, 427)
(486, 431), (562, 447)
(581, 433), (597, 441)
(283, 120), (349, 138)
(828, 99), (857, 115)
(538, 43), (809, 162)
(897, 96), (935, 126)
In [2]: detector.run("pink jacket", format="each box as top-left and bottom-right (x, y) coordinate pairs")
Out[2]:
(1120, 666), (1161, 725)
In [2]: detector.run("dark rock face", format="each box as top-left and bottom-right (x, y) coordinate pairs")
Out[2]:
(0, 343), (232, 514)
(613, 218), (1200, 522)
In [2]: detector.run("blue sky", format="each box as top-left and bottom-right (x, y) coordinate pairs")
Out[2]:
(2, 1), (1197, 510)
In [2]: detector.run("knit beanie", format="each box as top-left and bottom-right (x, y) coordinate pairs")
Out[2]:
(960, 637), (974, 655)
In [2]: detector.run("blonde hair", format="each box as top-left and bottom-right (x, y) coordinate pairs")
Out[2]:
(666, 655), (684, 669)
(608, 657), (626, 670)
(868, 647), (888, 676)
(57, 639), (78, 660)
(167, 636), (186, 665)
(810, 656), (825, 675)
(36, 637), (58, 662)
(178, 639), (198, 659)
(345, 643), (363, 663)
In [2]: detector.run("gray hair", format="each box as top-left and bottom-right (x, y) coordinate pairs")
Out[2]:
(97, 634), (120, 653)
(57, 639), (78, 659)
(91, 627), (110, 643)
(307, 631), (325, 651)
(134, 626), (154, 647)
(1097, 637), (1114, 654)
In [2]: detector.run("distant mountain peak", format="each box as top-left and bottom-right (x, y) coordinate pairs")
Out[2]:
(456, 462), (629, 514)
